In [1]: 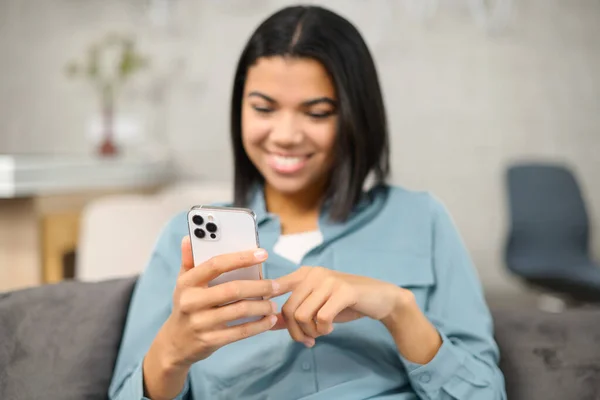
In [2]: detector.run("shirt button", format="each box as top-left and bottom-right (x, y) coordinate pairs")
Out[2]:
(302, 362), (312, 371)
(420, 372), (431, 383)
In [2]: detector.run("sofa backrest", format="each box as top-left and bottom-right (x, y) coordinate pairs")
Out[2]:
(1, 278), (600, 400)
(494, 306), (600, 400)
(0, 278), (137, 400)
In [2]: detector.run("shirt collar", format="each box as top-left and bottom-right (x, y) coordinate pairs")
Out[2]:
(248, 184), (387, 233)
(248, 185), (270, 226)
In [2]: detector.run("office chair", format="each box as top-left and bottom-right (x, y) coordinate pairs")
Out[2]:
(505, 163), (600, 304)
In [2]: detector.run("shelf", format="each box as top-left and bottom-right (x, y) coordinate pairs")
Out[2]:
(0, 153), (173, 198)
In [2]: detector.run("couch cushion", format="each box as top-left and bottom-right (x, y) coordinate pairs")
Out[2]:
(0, 278), (137, 400)
(492, 306), (600, 400)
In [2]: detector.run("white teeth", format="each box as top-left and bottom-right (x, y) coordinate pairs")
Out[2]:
(274, 155), (304, 166)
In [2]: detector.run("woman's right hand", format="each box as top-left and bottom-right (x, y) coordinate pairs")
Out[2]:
(143, 236), (278, 399)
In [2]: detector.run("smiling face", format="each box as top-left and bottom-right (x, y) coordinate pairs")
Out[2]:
(241, 56), (338, 197)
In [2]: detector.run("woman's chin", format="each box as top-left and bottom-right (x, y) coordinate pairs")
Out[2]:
(264, 175), (314, 196)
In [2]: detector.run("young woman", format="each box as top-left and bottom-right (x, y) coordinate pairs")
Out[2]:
(110, 5), (506, 400)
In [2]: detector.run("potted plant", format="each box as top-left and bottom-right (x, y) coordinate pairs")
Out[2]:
(66, 34), (149, 156)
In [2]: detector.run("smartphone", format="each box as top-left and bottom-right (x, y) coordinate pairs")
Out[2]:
(187, 205), (262, 325)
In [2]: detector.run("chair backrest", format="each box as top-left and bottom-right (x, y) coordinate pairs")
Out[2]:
(76, 182), (232, 281)
(504, 163), (590, 277)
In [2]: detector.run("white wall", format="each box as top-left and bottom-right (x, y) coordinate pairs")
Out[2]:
(1, 0), (599, 297)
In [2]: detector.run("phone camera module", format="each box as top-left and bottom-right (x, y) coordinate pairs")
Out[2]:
(206, 222), (218, 233)
(194, 228), (206, 239)
(192, 215), (204, 226)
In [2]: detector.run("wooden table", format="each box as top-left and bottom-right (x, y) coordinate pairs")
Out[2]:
(0, 153), (173, 291)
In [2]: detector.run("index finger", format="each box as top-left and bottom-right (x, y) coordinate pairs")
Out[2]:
(178, 248), (268, 287)
(179, 236), (194, 276)
(272, 267), (309, 296)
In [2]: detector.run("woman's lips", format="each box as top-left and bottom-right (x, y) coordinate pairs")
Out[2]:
(267, 153), (312, 174)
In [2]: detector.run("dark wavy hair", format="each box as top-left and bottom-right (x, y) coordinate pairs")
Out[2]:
(230, 5), (390, 221)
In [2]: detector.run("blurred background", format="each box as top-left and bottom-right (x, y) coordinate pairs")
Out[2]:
(0, 0), (598, 309)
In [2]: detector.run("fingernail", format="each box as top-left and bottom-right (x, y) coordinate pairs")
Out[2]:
(270, 301), (278, 313)
(304, 338), (315, 348)
(269, 315), (277, 326)
(271, 280), (280, 294)
(254, 249), (267, 261)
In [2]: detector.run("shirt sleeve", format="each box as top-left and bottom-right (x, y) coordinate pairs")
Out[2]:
(400, 197), (507, 400)
(108, 213), (192, 400)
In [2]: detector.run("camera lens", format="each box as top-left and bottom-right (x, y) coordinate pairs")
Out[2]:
(206, 222), (217, 233)
(210, 233), (216, 239)
(192, 215), (204, 226)
(194, 228), (205, 239)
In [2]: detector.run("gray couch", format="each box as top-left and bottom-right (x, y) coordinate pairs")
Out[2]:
(1, 278), (599, 400)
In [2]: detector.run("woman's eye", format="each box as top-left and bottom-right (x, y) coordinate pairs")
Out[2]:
(307, 111), (334, 119)
(252, 105), (273, 114)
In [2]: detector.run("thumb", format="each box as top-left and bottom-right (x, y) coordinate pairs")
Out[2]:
(179, 236), (194, 275)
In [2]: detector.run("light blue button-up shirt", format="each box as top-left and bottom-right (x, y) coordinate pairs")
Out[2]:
(109, 185), (506, 399)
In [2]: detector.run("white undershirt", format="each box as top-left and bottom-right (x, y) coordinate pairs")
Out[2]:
(273, 230), (324, 264)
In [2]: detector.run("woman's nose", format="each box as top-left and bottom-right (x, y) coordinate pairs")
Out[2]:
(269, 113), (303, 146)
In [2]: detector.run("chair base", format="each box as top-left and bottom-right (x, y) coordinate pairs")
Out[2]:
(536, 293), (568, 313)
(524, 277), (600, 304)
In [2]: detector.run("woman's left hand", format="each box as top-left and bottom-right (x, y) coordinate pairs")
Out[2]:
(270, 266), (413, 347)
